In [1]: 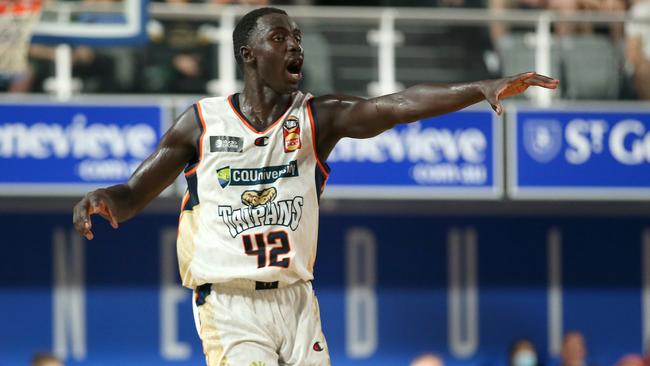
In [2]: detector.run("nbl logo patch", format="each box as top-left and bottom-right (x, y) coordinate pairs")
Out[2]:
(283, 116), (301, 153)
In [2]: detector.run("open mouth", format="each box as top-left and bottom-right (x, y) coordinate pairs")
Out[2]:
(286, 58), (303, 82)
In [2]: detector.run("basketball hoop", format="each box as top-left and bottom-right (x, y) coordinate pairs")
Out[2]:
(0, 0), (42, 76)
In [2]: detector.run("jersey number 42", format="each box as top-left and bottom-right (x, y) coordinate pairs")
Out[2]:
(242, 231), (291, 268)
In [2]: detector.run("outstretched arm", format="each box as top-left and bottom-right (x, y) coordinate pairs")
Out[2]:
(72, 107), (200, 240)
(312, 72), (559, 159)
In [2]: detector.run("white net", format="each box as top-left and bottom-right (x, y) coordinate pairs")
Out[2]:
(0, 0), (41, 76)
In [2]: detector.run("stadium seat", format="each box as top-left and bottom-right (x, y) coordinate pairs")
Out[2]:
(496, 32), (561, 98)
(559, 34), (621, 100)
(301, 31), (334, 95)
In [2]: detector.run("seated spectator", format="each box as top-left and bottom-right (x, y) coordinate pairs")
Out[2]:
(137, 0), (213, 93)
(411, 353), (444, 366)
(560, 331), (596, 366)
(626, 0), (650, 99)
(489, 0), (627, 46)
(26, 43), (119, 93)
(30, 352), (63, 366)
(509, 339), (541, 366)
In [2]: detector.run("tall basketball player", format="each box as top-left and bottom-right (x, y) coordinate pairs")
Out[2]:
(73, 7), (558, 365)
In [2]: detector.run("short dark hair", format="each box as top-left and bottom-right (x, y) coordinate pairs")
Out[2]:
(232, 7), (287, 68)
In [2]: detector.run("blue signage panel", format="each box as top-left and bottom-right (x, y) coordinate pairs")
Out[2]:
(325, 109), (502, 199)
(0, 213), (646, 366)
(0, 102), (165, 195)
(509, 106), (650, 199)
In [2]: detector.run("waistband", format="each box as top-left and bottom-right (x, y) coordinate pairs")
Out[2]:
(194, 279), (305, 306)
(219, 279), (283, 291)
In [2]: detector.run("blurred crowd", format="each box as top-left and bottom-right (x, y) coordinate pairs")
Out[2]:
(2, 0), (650, 100)
(410, 331), (650, 366)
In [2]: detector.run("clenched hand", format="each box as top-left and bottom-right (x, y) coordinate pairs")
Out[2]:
(72, 189), (119, 240)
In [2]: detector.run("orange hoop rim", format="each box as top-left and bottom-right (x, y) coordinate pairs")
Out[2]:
(0, 0), (42, 15)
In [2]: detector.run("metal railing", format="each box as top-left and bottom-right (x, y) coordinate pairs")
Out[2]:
(40, 4), (650, 102)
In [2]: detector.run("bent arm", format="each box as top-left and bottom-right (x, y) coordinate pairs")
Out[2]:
(73, 107), (200, 239)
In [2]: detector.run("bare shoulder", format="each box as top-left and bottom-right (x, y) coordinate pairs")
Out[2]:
(165, 105), (202, 148)
(311, 94), (365, 110)
(310, 94), (366, 125)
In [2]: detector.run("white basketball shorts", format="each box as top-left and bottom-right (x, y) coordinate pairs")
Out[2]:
(192, 279), (331, 366)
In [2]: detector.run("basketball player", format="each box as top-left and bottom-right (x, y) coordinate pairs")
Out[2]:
(72, 7), (558, 365)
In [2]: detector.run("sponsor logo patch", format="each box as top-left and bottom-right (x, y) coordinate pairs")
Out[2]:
(209, 135), (243, 153)
(216, 160), (298, 188)
(283, 116), (301, 153)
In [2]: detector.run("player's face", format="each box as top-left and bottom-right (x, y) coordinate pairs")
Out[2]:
(246, 14), (304, 94)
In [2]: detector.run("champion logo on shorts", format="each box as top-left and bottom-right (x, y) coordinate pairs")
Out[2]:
(313, 341), (324, 352)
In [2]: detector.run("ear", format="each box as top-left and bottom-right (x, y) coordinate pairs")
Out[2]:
(240, 45), (255, 66)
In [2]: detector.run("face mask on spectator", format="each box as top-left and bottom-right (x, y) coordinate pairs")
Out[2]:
(513, 350), (538, 366)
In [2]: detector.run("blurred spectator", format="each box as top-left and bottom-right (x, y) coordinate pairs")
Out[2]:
(560, 331), (593, 366)
(138, 0), (213, 93)
(625, 0), (650, 99)
(616, 355), (645, 366)
(411, 353), (444, 366)
(509, 339), (541, 366)
(30, 352), (63, 366)
(489, 0), (627, 46)
(25, 43), (119, 93)
(0, 71), (34, 93)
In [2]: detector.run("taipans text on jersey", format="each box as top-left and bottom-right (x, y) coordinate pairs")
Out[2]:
(218, 189), (304, 238)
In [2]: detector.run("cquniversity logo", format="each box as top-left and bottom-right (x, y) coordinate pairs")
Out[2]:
(217, 167), (231, 188)
(523, 119), (562, 163)
(216, 161), (299, 188)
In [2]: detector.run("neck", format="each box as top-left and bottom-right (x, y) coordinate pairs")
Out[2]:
(239, 80), (292, 129)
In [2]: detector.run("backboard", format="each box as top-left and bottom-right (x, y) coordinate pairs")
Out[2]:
(32, 0), (147, 45)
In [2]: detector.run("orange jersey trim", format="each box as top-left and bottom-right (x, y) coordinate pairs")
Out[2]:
(184, 102), (207, 177)
(227, 94), (290, 135)
(307, 99), (330, 178)
(180, 191), (190, 212)
(176, 192), (190, 240)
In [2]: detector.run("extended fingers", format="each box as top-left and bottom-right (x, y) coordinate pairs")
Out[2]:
(524, 75), (559, 88)
(512, 71), (536, 82)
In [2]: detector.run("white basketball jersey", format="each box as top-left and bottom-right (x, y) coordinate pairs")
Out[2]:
(176, 91), (329, 289)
